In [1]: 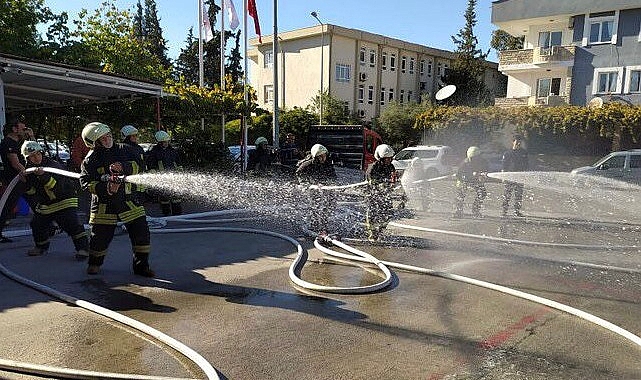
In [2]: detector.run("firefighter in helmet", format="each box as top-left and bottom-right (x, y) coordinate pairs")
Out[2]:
(146, 130), (182, 216)
(365, 144), (397, 240)
(79, 122), (154, 277)
(247, 136), (272, 174)
(453, 146), (488, 218)
(296, 143), (337, 233)
(121, 125), (146, 168)
(21, 141), (89, 259)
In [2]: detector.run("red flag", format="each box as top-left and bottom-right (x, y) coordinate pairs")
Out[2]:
(248, 0), (262, 43)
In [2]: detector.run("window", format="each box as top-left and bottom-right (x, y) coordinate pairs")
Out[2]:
(444, 63), (449, 77)
(264, 51), (273, 68)
(401, 56), (406, 73)
(390, 54), (396, 71)
(409, 58), (415, 74)
(368, 85), (374, 104)
(343, 101), (349, 115)
(420, 60), (425, 75)
(536, 78), (561, 97)
(538, 31), (562, 48)
(437, 63), (442, 77)
(428, 60), (433, 77)
(382, 52), (387, 70)
(586, 11), (616, 44)
(400, 89), (405, 104)
(408, 90), (413, 102)
(358, 85), (364, 103)
(593, 67), (623, 94)
(360, 47), (366, 64)
(630, 155), (641, 169)
(335, 64), (351, 83)
(599, 72), (618, 93)
(369, 50), (376, 67)
(626, 66), (641, 93)
(380, 87), (386, 105)
(420, 82), (426, 91)
(264, 84), (273, 103)
(389, 88), (394, 102)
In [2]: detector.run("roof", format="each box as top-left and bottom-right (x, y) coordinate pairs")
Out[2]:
(0, 53), (165, 114)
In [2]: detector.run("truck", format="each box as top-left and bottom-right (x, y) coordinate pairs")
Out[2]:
(306, 125), (383, 172)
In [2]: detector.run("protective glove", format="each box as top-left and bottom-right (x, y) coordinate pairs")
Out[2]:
(109, 162), (123, 175)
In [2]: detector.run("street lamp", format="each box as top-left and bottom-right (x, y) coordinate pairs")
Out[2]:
(311, 11), (324, 125)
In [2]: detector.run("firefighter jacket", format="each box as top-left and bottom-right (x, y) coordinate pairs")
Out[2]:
(295, 154), (337, 185)
(24, 157), (79, 215)
(123, 139), (146, 171)
(456, 157), (489, 185)
(502, 148), (528, 172)
(79, 144), (146, 225)
(147, 144), (181, 171)
(367, 160), (397, 194)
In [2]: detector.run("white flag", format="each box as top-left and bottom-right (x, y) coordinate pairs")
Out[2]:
(224, 0), (239, 31)
(203, 3), (214, 42)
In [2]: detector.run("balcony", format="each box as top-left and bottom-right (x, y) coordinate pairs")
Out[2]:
(498, 46), (576, 71)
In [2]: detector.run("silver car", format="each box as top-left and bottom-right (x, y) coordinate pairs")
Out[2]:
(571, 149), (641, 185)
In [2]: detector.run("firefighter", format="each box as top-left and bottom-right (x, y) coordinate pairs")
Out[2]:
(247, 136), (272, 174)
(453, 146), (489, 218)
(296, 144), (337, 233)
(21, 141), (89, 259)
(79, 122), (154, 277)
(365, 144), (397, 241)
(501, 134), (528, 217)
(121, 125), (146, 168)
(146, 130), (182, 216)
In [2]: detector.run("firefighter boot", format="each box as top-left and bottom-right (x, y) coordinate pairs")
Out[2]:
(133, 254), (155, 277)
(86, 254), (105, 275)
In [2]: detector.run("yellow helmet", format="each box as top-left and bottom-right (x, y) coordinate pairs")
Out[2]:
(155, 130), (170, 142)
(21, 140), (43, 158)
(310, 144), (328, 158)
(82, 122), (111, 148)
(121, 125), (138, 138)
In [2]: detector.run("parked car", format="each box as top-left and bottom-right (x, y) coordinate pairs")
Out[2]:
(392, 145), (457, 179)
(570, 149), (641, 185)
(38, 140), (70, 164)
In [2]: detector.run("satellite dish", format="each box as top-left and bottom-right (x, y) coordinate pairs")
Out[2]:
(587, 97), (603, 109)
(435, 85), (456, 101)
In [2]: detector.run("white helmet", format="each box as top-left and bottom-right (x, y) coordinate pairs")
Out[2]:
(310, 144), (328, 158)
(466, 146), (481, 159)
(155, 130), (170, 142)
(374, 144), (395, 160)
(121, 125), (138, 139)
(255, 136), (268, 146)
(82, 122), (111, 148)
(21, 140), (43, 158)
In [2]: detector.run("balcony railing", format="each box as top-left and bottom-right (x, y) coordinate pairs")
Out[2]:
(499, 46), (576, 69)
(494, 95), (569, 108)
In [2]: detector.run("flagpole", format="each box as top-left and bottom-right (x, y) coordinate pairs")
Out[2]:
(241, 0), (248, 172)
(272, 0), (279, 149)
(198, 0), (205, 131)
(198, 0), (204, 88)
(220, 0), (226, 143)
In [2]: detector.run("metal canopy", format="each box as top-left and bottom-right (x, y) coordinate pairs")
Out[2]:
(0, 54), (164, 114)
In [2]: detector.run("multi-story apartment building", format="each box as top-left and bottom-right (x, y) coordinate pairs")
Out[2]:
(492, 0), (641, 107)
(248, 24), (503, 120)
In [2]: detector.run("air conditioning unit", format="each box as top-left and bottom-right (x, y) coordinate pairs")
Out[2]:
(359, 72), (368, 81)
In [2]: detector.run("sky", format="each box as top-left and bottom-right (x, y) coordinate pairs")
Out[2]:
(44, 0), (499, 61)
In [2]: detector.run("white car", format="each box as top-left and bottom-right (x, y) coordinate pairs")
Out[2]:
(392, 145), (457, 178)
(571, 149), (641, 185)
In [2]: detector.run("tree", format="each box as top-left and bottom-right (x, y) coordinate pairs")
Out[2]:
(445, 0), (491, 106)
(490, 29), (524, 52)
(279, 107), (317, 138)
(0, 0), (49, 57)
(175, 28), (199, 83)
(310, 91), (358, 125)
(74, 1), (169, 81)
(143, 0), (170, 68)
(378, 97), (431, 148)
(226, 30), (243, 85)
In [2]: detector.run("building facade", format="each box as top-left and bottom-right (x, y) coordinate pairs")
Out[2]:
(248, 24), (503, 120)
(492, 0), (641, 107)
